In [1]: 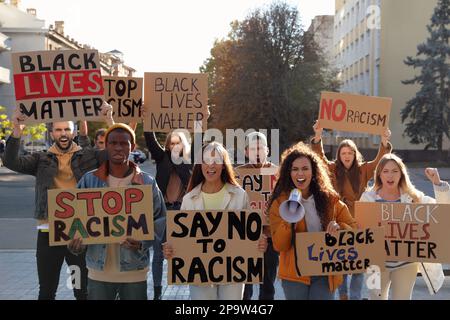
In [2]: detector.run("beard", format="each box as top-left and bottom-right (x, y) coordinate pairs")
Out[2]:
(54, 137), (73, 151)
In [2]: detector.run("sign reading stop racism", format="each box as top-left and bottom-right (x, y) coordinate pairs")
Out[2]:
(319, 92), (392, 135)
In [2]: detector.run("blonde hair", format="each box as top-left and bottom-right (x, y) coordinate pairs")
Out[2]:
(372, 154), (423, 203)
(164, 130), (191, 161)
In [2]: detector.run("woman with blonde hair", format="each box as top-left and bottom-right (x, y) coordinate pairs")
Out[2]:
(360, 153), (445, 300)
(268, 142), (357, 300)
(143, 129), (192, 300)
(311, 120), (392, 300)
(163, 141), (267, 300)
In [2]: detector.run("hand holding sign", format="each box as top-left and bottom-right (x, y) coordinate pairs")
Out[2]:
(163, 242), (175, 259)
(313, 120), (323, 143)
(258, 235), (268, 252)
(381, 127), (391, 147)
(68, 238), (86, 255)
(326, 221), (340, 235)
(100, 101), (114, 126)
(425, 168), (442, 186)
(121, 237), (142, 251)
(12, 108), (26, 137)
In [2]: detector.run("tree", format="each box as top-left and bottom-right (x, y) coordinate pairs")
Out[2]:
(0, 105), (46, 141)
(201, 2), (338, 150)
(402, 0), (450, 151)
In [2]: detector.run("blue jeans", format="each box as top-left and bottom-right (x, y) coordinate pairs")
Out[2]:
(151, 237), (164, 287)
(337, 273), (365, 300)
(282, 277), (335, 300)
(243, 237), (279, 300)
(88, 279), (147, 300)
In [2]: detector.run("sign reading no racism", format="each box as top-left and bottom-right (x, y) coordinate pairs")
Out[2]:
(143, 73), (208, 133)
(355, 202), (450, 263)
(319, 92), (392, 135)
(166, 210), (264, 285)
(103, 76), (143, 123)
(235, 167), (277, 225)
(295, 228), (386, 276)
(48, 186), (154, 246)
(12, 50), (105, 124)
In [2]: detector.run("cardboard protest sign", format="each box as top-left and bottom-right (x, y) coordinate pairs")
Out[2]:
(103, 76), (143, 123)
(319, 92), (391, 135)
(355, 202), (450, 263)
(48, 186), (153, 246)
(235, 167), (277, 225)
(12, 50), (104, 124)
(166, 210), (264, 285)
(143, 73), (208, 133)
(295, 228), (385, 276)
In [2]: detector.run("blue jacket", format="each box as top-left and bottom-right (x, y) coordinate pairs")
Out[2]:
(77, 161), (167, 272)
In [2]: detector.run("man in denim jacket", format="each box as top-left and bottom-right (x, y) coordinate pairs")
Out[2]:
(69, 123), (166, 300)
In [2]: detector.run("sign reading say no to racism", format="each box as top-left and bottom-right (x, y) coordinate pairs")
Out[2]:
(12, 50), (105, 124)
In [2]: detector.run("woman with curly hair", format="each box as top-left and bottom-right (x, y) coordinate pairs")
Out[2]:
(268, 142), (357, 300)
(311, 120), (392, 300)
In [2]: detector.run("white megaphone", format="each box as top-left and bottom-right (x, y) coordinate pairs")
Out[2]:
(279, 189), (306, 223)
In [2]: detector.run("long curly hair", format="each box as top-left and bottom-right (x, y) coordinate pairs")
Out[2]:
(268, 142), (339, 228)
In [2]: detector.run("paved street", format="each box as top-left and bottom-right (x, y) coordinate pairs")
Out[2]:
(0, 160), (449, 300)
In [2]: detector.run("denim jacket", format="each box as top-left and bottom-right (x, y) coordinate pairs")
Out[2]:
(77, 162), (167, 272)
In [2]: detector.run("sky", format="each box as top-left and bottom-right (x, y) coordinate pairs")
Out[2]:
(19, 0), (334, 76)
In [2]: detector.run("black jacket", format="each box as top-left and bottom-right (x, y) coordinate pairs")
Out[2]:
(3, 136), (107, 220)
(144, 132), (192, 198)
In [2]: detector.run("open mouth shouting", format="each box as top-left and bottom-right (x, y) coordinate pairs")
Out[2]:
(295, 178), (307, 187)
(386, 180), (396, 187)
(206, 168), (217, 177)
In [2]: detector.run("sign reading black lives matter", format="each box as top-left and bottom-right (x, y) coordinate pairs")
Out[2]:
(356, 202), (450, 263)
(295, 228), (386, 276)
(12, 50), (105, 124)
(166, 210), (264, 285)
(103, 76), (143, 123)
(143, 73), (208, 133)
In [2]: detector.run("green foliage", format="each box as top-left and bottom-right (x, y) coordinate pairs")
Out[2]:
(201, 2), (339, 150)
(402, 0), (450, 150)
(0, 106), (46, 140)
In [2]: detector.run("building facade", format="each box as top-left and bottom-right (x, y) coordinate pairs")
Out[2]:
(333, 0), (449, 153)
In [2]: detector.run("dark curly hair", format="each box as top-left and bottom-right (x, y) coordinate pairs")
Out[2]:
(267, 142), (339, 228)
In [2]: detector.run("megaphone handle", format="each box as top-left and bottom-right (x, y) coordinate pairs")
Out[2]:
(291, 223), (302, 277)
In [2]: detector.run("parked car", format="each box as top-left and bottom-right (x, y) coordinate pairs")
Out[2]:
(129, 149), (147, 164)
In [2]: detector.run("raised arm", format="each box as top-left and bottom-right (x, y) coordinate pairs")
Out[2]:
(310, 120), (334, 168)
(425, 168), (450, 203)
(144, 131), (165, 162)
(362, 128), (393, 179)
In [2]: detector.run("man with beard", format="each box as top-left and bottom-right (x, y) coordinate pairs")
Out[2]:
(2, 104), (113, 300)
